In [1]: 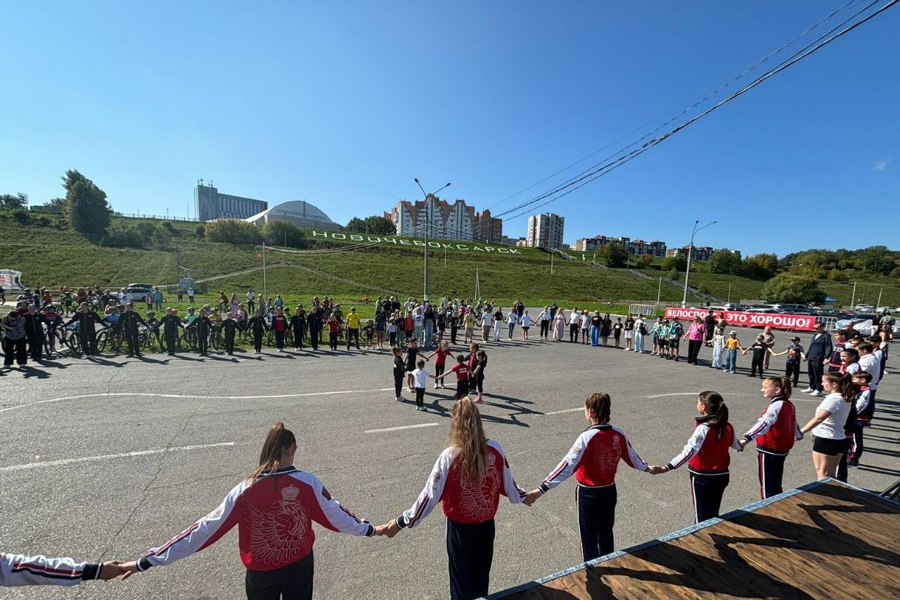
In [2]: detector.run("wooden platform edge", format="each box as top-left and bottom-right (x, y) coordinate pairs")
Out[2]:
(485, 478), (900, 600)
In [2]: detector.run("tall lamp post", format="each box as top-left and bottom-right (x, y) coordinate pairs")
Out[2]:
(681, 219), (717, 307)
(414, 178), (451, 303)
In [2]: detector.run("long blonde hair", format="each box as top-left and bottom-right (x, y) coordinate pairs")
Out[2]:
(448, 397), (487, 485)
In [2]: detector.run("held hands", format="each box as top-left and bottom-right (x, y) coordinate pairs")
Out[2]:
(647, 465), (668, 475)
(523, 489), (543, 507)
(375, 520), (401, 538)
(101, 560), (139, 581)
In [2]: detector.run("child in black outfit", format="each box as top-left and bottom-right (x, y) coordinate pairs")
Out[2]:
(392, 347), (406, 402)
(404, 339), (419, 392)
(776, 336), (805, 387)
(743, 334), (776, 378)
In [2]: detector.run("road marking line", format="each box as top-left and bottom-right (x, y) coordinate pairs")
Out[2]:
(544, 407), (584, 415)
(0, 442), (235, 473)
(646, 392), (699, 399)
(366, 423), (439, 434)
(0, 388), (394, 413)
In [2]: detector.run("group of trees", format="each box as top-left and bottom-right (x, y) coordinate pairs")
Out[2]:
(345, 215), (395, 235)
(785, 247), (899, 280)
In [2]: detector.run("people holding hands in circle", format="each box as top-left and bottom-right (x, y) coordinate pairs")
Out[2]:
(522, 392), (652, 561)
(377, 397), (528, 600)
(647, 391), (740, 523)
(1, 553), (131, 586)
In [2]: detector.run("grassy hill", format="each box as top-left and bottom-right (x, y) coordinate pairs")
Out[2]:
(2, 212), (898, 313)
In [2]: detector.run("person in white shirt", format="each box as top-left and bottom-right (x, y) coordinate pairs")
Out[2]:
(481, 308), (493, 342)
(633, 316), (646, 353)
(520, 311), (532, 340)
(799, 372), (855, 479)
(506, 310), (518, 340)
(857, 341), (881, 397)
(411, 359), (435, 412)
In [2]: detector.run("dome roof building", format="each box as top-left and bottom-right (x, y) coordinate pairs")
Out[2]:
(245, 200), (341, 230)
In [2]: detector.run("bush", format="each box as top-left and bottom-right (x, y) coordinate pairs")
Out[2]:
(10, 209), (31, 225)
(204, 219), (262, 245)
(261, 220), (305, 248)
(662, 255), (687, 272)
(634, 255), (653, 269)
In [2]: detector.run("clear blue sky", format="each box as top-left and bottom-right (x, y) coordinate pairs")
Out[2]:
(2, 1), (897, 257)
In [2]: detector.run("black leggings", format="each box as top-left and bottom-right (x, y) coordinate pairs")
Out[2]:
(540, 320), (550, 338)
(785, 362), (800, 386)
(690, 472), (729, 523)
(577, 484), (617, 562)
(446, 518), (494, 600)
(245, 549), (313, 600)
(393, 372), (404, 398)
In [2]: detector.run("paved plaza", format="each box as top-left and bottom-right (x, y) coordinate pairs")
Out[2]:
(1, 326), (897, 599)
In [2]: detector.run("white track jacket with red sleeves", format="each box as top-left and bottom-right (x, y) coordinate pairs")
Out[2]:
(396, 440), (526, 528)
(538, 424), (649, 492)
(1, 553), (102, 586)
(137, 467), (373, 573)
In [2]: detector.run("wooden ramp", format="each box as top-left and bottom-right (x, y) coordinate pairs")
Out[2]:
(490, 479), (900, 600)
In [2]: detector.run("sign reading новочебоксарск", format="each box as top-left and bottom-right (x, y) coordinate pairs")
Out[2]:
(310, 231), (522, 254)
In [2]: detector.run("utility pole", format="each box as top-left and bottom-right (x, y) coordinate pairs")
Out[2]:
(851, 281), (857, 308)
(262, 242), (268, 300)
(876, 287), (883, 310)
(656, 276), (662, 306)
(682, 219), (717, 307)
(414, 178), (451, 303)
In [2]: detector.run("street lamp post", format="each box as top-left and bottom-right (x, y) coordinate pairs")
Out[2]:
(414, 178), (451, 303)
(681, 219), (717, 307)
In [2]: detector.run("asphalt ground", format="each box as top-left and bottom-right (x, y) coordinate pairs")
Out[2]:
(1, 325), (897, 599)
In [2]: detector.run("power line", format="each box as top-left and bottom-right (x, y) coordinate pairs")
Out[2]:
(493, 0), (896, 222)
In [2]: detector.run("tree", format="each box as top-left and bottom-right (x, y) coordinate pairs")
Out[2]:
(261, 220), (304, 248)
(597, 242), (629, 268)
(861, 246), (894, 276)
(61, 170), (111, 242)
(634, 254), (653, 269)
(204, 219), (263, 245)
(46, 198), (66, 213)
(0, 194), (26, 209)
(345, 215), (396, 235)
(708, 249), (742, 274)
(662, 254), (687, 272)
(761, 274), (824, 304)
(742, 253), (778, 280)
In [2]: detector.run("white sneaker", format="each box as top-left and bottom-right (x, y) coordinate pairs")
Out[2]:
(811, 391), (824, 397)
(801, 388), (814, 394)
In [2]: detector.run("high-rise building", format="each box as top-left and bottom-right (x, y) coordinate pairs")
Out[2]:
(386, 196), (502, 242)
(666, 246), (714, 261)
(195, 182), (268, 222)
(526, 213), (565, 249)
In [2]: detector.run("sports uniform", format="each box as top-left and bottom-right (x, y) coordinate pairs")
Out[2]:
(1, 553), (104, 587)
(741, 396), (801, 498)
(134, 467), (373, 600)
(538, 424), (649, 561)
(395, 441), (526, 600)
(666, 416), (741, 523)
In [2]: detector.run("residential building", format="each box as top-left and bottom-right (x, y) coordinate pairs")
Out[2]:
(574, 235), (666, 257)
(666, 245), (714, 261)
(526, 213), (565, 249)
(386, 196), (502, 242)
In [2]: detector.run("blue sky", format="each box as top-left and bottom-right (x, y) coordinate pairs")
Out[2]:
(2, 1), (897, 256)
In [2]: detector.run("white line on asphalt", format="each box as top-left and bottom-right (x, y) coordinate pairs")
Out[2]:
(0, 442), (236, 472)
(365, 423), (439, 434)
(544, 407), (584, 415)
(0, 388), (394, 414)
(645, 392), (699, 399)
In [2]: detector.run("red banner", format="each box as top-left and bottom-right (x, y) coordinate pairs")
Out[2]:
(664, 307), (817, 331)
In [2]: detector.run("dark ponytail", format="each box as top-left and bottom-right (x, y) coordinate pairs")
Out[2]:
(822, 373), (859, 403)
(584, 392), (611, 425)
(699, 391), (729, 440)
(249, 422), (296, 480)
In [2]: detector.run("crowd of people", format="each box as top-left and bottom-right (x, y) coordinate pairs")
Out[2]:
(1, 289), (894, 598)
(3, 356), (885, 599)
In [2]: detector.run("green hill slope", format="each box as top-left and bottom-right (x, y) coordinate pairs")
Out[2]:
(2, 214), (897, 309)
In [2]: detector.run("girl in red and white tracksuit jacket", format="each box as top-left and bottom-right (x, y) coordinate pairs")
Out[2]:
(132, 423), (375, 600)
(739, 376), (802, 499)
(529, 392), (650, 562)
(655, 391), (740, 523)
(383, 397), (526, 600)
(1, 553), (112, 586)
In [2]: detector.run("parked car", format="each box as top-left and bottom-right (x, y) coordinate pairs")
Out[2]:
(126, 283), (154, 302)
